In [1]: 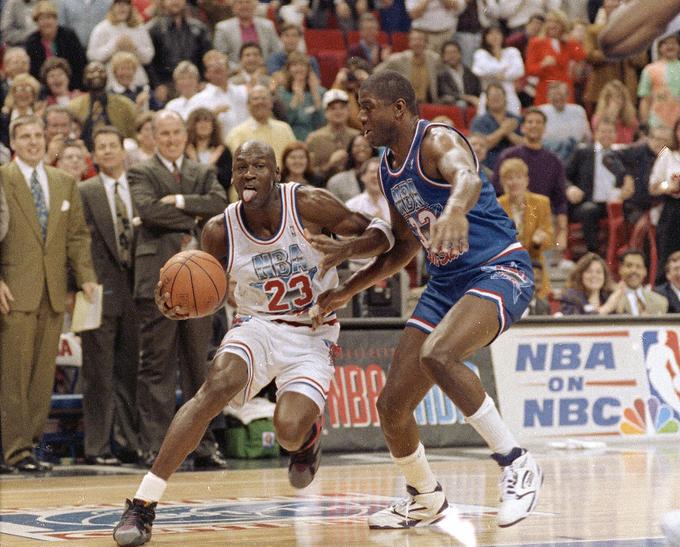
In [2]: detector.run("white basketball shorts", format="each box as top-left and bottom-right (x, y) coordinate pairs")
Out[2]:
(215, 315), (340, 412)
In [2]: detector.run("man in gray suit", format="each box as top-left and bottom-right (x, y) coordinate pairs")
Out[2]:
(213, 0), (282, 69)
(79, 126), (140, 466)
(129, 110), (228, 469)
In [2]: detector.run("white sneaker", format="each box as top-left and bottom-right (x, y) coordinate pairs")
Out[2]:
(496, 450), (543, 527)
(662, 510), (680, 546)
(368, 483), (450, 529)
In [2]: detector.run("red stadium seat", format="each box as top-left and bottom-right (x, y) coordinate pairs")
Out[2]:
(346, 30), (389, 47)
(418, 103), (467, 132)
(315, 50), (347, 88)
(605, 201), (628, 273)
(390, 32), (409, 52)
(305, 29), (346, 54)
(625, 212), (658, 286)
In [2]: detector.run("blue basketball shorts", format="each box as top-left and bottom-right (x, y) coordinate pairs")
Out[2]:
(407, 248), (534, 339)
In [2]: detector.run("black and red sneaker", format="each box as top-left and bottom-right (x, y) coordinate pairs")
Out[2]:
(112, 498), (157, 546)
(288, 415), (324, 489)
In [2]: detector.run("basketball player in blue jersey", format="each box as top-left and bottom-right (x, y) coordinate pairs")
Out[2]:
(311, 70), (543, 530)
(112, 141), (394, 547)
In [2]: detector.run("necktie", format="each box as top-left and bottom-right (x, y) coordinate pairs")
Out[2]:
(114, 182), (132, 266)
(172, 161), (181, 185)
(30, 170), (48, 241)
(636, 292), (647, 315)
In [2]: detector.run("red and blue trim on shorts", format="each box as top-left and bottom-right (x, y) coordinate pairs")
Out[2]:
(406, 245), (533, 339)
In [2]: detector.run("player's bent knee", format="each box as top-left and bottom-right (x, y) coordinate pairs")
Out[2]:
(273, 415), (307, 450)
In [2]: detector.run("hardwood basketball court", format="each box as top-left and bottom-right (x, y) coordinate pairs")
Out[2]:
(1, 440), (678, 545)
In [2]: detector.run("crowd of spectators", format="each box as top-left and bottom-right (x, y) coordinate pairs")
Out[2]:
(1, 0), (680, 472)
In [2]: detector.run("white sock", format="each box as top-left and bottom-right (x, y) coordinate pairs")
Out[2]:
(134, 472), (167, 503)
(465, 394), (518, 455)
(391, 443), (438, 494)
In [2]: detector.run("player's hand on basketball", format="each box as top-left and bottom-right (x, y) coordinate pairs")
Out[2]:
(154, 280), (189, 320)
(0, 280), (14, 315)
(310, 288), (352, 329)
(430, 205), (469, 257)
(304, 229), (349, 276)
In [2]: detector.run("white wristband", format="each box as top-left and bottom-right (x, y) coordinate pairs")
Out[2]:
(367, 217), (395, 252)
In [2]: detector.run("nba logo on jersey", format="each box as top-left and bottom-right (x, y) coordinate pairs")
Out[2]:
(642, 329), (680, 417)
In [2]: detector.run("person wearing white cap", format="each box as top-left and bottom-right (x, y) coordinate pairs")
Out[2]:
(306, 88), (360, 182)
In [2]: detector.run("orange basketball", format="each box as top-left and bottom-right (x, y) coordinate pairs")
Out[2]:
(159, 250), (227, 318)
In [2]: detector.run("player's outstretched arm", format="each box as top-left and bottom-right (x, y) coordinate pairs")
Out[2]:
(296, 186), (393, 274)
(424, 126), (481, 256)
(312, 205), (421, 325)
(599, 0), (680, 58)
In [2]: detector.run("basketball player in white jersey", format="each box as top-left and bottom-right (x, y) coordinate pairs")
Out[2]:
(599, 0), (680, 58)
(112, 140), (394, 547)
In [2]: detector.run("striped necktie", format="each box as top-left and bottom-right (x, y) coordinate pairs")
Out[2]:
(114, 181), (132, 266)
(30, 169), (48, 241)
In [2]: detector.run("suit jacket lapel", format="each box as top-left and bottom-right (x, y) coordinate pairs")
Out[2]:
(88, 177), (121, 263)
(7, 162), (43, 243)
(45, 167), (68, 246)
(154, 154), (182, 194)
(180, 159), (198, 194)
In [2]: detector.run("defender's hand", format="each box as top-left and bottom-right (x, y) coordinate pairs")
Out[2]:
(304, 228), (349, 276)
(311, 287), (353, 329)
(429, 206), (469, 257)
(155, 281), (189, 320)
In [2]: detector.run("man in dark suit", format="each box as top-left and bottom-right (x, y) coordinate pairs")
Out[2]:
(655, 250), (680, 313)
(565, 118), (634, 254)
(603, 125), (672, 226)
(0, 114), (96, 472)
(129, 110), (228, 469)
(79, 126), (140, 466)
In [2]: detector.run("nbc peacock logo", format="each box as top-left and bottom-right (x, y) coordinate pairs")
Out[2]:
(620, 396), (680, 435)
(642, 329), (680, 419)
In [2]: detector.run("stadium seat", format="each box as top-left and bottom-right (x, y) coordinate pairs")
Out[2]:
(305, 29), (346, 54)
(346, 30), (389, 47)
(315, 49), (347, 88)
(605, 201), (628, 272)
(625, 212), (658, 286)
(419, 103), (467, 132)
(390, 32), (409, 52)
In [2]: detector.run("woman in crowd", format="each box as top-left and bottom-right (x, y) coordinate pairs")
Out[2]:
(87, 0), (154, 90)
(525, 8), (586, 105)
(591, 79), (639, 145)
(280, 142), (324, 187)
(472, 25), (524, 116)
(56, 139), (89, 181)
(0, 73), (43, 148)
(325, 134), (377, 203)
(497, 158), (554, 298)
(276, 51), (325, 141)
(185, 107), (232, 196)
(560, 252), (625, 315)
(649, 116), (680, 284)
(40, 57), (80, 106)
(345, 157), (390, 222)
(124, 111), (155, 168)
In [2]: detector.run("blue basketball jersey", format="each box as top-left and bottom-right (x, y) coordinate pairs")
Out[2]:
(378, 119), (520, 277)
